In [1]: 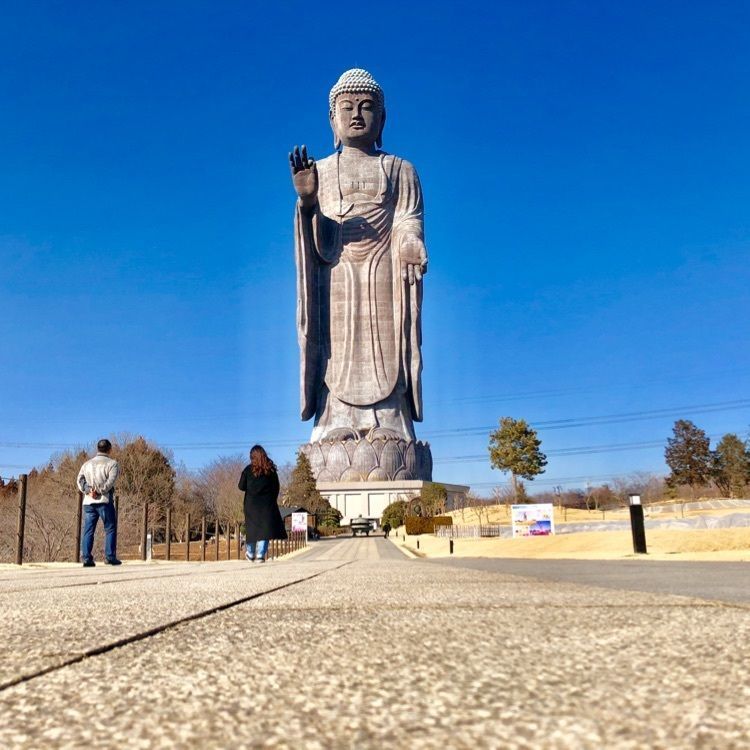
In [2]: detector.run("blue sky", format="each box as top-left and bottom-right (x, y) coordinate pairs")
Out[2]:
(2, 1), (749, 493)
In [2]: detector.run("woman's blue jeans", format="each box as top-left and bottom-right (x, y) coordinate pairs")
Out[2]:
(81, 502), (117, 562)
(246, 540), (269, 560)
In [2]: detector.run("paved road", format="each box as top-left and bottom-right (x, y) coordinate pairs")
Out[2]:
(303, 533), (407, 562)
(428, 557), (750, 605)
(2, 537), (749, 749)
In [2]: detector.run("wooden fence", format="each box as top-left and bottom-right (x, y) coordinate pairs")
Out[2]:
(434, 524), (510, 539)
(8, 475), (307, 565)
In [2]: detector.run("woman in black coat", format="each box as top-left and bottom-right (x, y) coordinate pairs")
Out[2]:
(238, 445), (287, 562)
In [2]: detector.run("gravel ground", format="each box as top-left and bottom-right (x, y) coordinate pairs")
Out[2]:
(2, 538), (749, 749)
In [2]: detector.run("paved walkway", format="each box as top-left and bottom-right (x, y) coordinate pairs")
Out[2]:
(429, 557), (750, 605)
(2, 537), (749, 749)
(303, 533), (406, 562)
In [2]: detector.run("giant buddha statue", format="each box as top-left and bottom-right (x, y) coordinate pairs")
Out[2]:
(290, 69), (432, 482)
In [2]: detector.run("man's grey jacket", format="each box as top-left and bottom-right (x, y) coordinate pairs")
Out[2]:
(76, 453), (120, 506)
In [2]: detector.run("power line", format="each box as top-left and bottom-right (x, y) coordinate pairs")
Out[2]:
(446, 366), (750, 405)
(425, 398), (750, 438)
(468, 471), (659, 489)
(4, 366), (748, 428)
(435, 439), (667, 464)
(436, 430), (738, 464)
(2, 430), (725, 476)
(1, 398), (748, 453)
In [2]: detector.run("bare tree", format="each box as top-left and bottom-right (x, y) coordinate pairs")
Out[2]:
(491, 485), (516, 519)
(277, 461), (294, 500)
(197, 455), (245, 536)
(24, 459), (80, 561)
(172, 466), (210, 542)
(0, 449), (87, 562)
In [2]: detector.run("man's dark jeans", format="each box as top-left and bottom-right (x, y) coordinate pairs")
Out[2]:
(81, 502), (117, 563)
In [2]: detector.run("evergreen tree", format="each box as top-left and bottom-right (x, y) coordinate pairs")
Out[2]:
(318, 504), (343, 528)
(664, 420), (712, 499)
(488, 417), (547, 501)
(117, 436), (176, 511)
(712, 433), (750, 498)
(283, 451), (327, 515)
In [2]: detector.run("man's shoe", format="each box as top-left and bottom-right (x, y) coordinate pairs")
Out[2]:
(256, 558), (266, 564)
(82, 560), (95, 568)
(105, 558), (122, 566)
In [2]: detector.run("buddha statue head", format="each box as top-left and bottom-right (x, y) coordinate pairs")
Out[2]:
(329, 68), (386, 151)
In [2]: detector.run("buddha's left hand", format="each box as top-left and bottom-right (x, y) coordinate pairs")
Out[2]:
(400, 235), (428, 285)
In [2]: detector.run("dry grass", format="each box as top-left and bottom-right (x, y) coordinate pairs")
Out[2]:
(447, 502), (750, 526)
(394, 503), (750, 561)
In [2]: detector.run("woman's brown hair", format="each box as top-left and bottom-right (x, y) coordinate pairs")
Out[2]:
(250, 445), (277, 477)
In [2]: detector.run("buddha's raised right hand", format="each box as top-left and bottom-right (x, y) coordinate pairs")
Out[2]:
(289, 145), (318, 211)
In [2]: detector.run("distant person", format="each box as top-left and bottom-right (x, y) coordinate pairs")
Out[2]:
(238, 445), (287, 563)
(76, 439), (121, 567)
(382, 522), (392, 538)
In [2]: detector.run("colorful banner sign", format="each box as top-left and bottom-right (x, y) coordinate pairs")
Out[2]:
(511, 503), (555, 537)
(291, 512), (308, 532)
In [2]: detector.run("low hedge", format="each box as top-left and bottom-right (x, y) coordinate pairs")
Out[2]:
(316, 526), (349, 537)
(404, 515), (453, 535)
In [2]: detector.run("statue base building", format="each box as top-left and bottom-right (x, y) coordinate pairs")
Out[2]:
(317, 479), (470, 525)
(301, 435), (468, 524)
(300, 435), (432, 483)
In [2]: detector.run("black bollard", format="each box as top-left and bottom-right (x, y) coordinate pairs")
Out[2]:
(141, 502), (149, 561)
(15, 474), (28, 565)
(75, 490), (83, 562)
(449, 539), (454, 555)
(628, 494), (647, 554)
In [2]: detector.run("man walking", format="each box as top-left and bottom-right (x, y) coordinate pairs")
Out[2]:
(76, 439), (121, 567)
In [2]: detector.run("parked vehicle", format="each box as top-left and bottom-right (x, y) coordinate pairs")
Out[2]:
(350, 516), (373, 537)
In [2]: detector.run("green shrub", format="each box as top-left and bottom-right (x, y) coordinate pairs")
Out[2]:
(381, 499), (407, 529)
(319, 505), (343, 528)
(317, 525), (349, 537)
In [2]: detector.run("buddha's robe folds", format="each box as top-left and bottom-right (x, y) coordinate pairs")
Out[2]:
(295, 151), (425, 442)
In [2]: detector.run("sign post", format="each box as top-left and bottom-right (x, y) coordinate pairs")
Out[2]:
(291, 512), (308, 543)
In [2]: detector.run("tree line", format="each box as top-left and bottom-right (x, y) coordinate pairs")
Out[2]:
(485, 416), (749, 506)
(2, 417), (747, 559)
(664, 419), (750, 499)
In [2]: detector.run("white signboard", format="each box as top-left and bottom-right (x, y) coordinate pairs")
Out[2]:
(511, 503), (555, 538)
(291, 512), (308, 533)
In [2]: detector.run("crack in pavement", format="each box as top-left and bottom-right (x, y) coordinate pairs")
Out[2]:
(0, 561), (351, 692)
